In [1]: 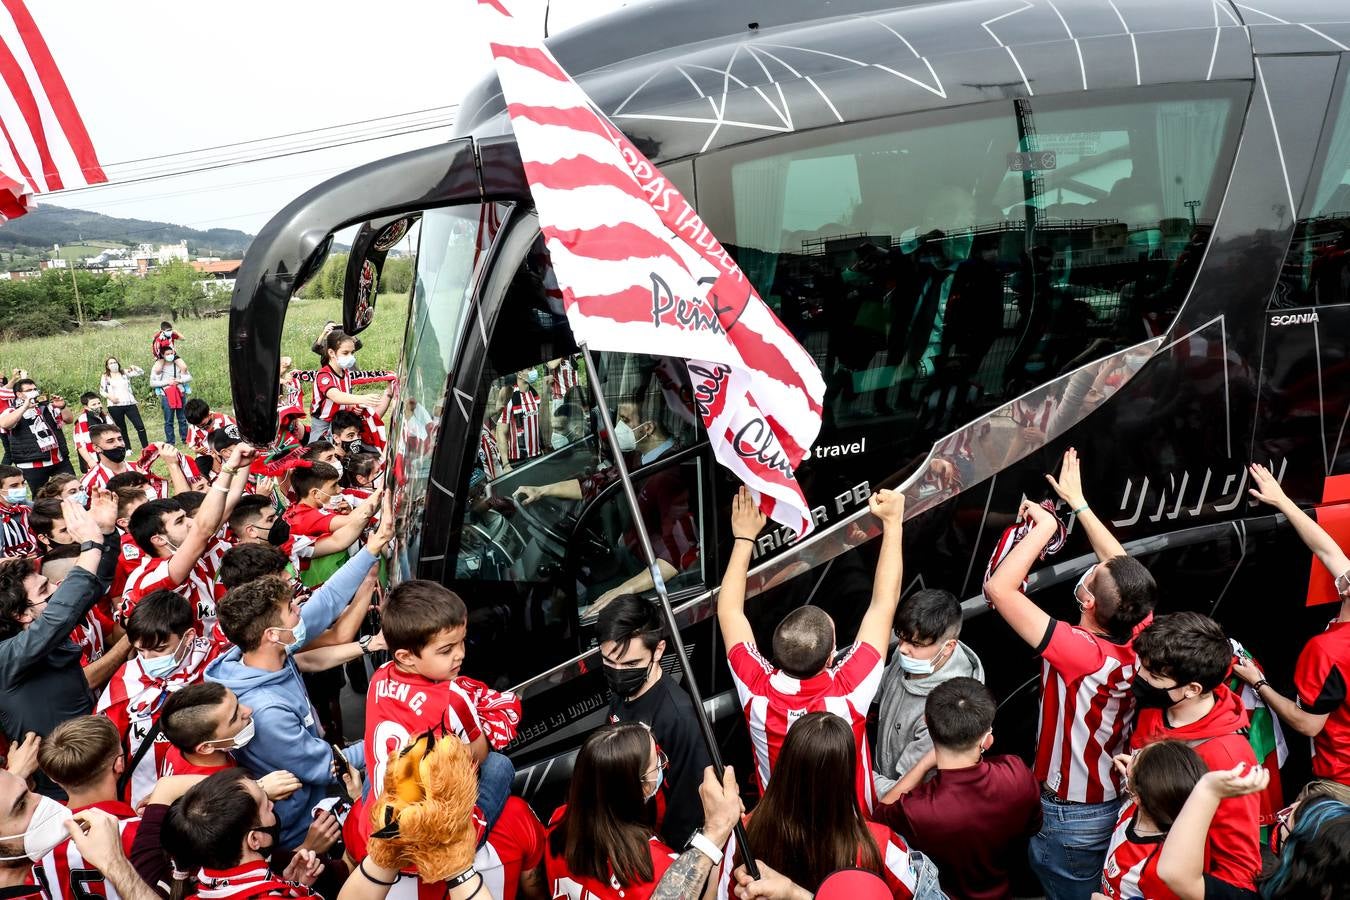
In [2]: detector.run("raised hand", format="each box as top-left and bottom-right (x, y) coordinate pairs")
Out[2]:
(1198, 763), (1270, 799)
(1019, 498), (1055, 528)
(1046, 447), (1087, 509)
(281, 848), (324, 886)
(300, 810), (342, 855)
(4, 732), (40, 779)
(1247, 463), (1289, 508)
(88, 487), (118, 533)
(731, 486), (766, 541)
(258, 770), (301, 801)
(63, 497), (106, 544)
(868, 488), (905, 526)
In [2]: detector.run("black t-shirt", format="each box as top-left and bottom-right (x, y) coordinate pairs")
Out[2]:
(0, 884), (48, 900)
(1204, 874), (1259, 900)
(607, 672), (710, 848)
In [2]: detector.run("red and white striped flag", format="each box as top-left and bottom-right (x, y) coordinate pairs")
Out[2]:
(0, 0), (106, 221)
(480, 0), (825, 537)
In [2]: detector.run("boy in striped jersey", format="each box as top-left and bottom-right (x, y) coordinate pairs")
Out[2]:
(33, 717), (138, 900)
(718, 485), (905, 815)
(985, 449), (1157, 900)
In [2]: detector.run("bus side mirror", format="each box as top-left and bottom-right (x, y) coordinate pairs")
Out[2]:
(344, 215), (420, 335)
(291, 231), (335, 295)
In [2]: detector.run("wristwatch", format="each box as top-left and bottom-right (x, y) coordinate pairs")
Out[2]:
(685, 830), (723, 866)
(1251, 679), (1268, 692)
(79, 540), (101, 552)
(358, 634), (375, 654)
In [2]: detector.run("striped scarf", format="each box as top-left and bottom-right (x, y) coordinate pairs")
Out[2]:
(192, 862), (317, 900)
(983, 499), (1068, 596)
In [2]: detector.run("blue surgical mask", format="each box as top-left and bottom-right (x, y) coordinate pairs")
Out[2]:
(274, 619), (307, 654)
(644, 764), (664, 802)
(141, 651), (182, 680)
(72, 490), (89, 507)
(4, 488), (27, 505)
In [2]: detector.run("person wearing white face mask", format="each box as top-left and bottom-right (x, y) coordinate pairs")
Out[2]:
(95, 591), (228, 807)
(0, 378), (75, 494)
(874, 588), (985, 803)
(100, 357), (148, 451)
(149, 353), (193, 447)
(0, 465), (37, 560)
(0, 768), (75, 881)
(206, 509), (395, 850)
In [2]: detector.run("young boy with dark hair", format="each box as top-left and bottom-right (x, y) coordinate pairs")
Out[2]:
(1130, 611), (1261, 891)
(329, 411), (369, 457)
(28, 498), (71, 557)
(73, 392), (106, 473)
(96, 589), (226, 805)
(718, 485), (906, 813)
(35, 716), (141, 900)
(151, 321), (182, 361)
(0, 463), (35, 559)
(206, 513), (394, 850)
(875, 677), (1041, 900)
(597, 593), (710, 847)
(356, 579), (519, 856)
(159, 681), (252, 776)
(984, 449), (1158, 899)
(184, 398), (237, 457)
(875, 587), (985, 800)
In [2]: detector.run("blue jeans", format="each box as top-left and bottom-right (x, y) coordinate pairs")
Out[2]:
(476, 751), (515, 845)
(909, 850), (948, 899)
(1028, 794), (1118, 900)
(160, 396), (188, 444)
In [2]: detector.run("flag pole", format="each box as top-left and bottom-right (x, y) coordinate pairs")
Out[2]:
(579, 343), (759, 878)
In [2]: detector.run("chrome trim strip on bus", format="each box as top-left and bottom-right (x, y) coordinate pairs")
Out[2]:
(508, 335), (1164, 701)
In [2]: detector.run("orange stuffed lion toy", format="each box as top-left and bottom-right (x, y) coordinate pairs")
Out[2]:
(367, 732), (479, 882)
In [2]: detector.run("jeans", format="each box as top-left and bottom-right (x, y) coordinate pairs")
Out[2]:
(160, 396), (188, 445)
(909, 850), (948, 900)
(476, 751), (515, 846)
(107, 404), (149, 449)
(1028, 794), (1119, 900)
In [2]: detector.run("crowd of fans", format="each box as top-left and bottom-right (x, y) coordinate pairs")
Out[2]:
(0, 314), (1345, 900)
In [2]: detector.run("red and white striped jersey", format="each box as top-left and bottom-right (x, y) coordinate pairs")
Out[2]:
(189, 861), (319, 900)
(1100, 802), (1173, 900)
(80, 462), (162, 496)
(108, 531), (144, 605)
(498, 387), (541, 462)
(364, 663), (484, 804)
(186, 411), (237, 455)
(478, 426), (503, 479)
(96, 635), (224, 806)
(118, 555), (219, 631)
(1034, 619), (1149, 803)
(310, 366), (352, 423)
(73, 412), (101, 454)
(32, 801), (138, 900)
(551, 357), (579, 399)
(70, 604), (113, 665)
(0, 502), (35, 559)
(544, 805), (677, 900)
(726, 641), (883, 812)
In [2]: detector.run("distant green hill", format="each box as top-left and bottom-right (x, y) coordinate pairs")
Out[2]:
(0, 204), (253, 257)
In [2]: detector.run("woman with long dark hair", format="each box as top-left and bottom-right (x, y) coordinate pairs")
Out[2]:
(1100, 740), (1208, 899)
(544, 722), (679, 899)
(733, 712), (941, 899)
(100, 356), (148, 449)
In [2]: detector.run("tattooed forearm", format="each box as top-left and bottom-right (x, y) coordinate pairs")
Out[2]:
(652, 848), (714, 899)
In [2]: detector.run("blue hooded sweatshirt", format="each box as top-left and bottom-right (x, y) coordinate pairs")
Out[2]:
(206, 546), (375, 848)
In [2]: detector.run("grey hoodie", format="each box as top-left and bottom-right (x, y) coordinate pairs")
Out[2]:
(873, 640), (984, 796)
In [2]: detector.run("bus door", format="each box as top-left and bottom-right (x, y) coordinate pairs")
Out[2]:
(437, 210), (717, 707)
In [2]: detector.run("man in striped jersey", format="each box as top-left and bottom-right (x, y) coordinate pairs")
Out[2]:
(718, 485), (905, 815)
(494, 370), (549, 466)
(80, 427), (189, 499)
(33, 716), (138, 900)
(984, 449), (1157, 900)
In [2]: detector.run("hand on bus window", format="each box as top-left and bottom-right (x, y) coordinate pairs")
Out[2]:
(514, 485), (544, 506)
(1247, 463), (1290, 509)
(1046, 447), (1088, 510)
(730, 486), (766, 541)
(868, 488), (905, 528)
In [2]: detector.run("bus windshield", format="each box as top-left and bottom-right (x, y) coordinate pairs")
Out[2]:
(389, 204), (496, 577)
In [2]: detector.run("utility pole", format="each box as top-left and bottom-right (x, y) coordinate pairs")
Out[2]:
(69, 263), (84, 326)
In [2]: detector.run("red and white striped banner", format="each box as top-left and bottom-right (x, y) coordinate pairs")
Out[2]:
(0, 0), (106, 221)
(480, 0), (824, 537)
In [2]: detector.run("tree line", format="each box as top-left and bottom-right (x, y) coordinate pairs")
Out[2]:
(0, 252), (413, 339)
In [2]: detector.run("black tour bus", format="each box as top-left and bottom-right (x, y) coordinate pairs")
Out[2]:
(230, 0), (1350, 810)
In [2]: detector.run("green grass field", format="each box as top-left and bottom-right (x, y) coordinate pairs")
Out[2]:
(53, 241), (127, 261)
(3, 293), (410, 446)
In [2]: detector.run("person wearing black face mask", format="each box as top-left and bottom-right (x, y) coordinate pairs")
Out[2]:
(596, 595), (709, 850)
(229, 494), (369, 564)
(161, 768), (325, 898)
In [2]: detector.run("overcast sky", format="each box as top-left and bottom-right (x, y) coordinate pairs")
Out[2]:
(37, 0), (632, 235)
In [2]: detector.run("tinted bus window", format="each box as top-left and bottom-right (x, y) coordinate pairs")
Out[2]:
(698, 85), (1242, 530)
(389, 205), (500, 578)
(1277, 74), (1350, 309)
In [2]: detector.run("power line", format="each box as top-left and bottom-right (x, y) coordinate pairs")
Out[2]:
(49, 119), (456, 197)
(103, 105), (459, 169)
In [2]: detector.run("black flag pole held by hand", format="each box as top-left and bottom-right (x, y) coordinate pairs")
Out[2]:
(579, 343), (760, 880)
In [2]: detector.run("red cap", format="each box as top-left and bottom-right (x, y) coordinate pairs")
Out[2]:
(815, 869), (892, 900)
